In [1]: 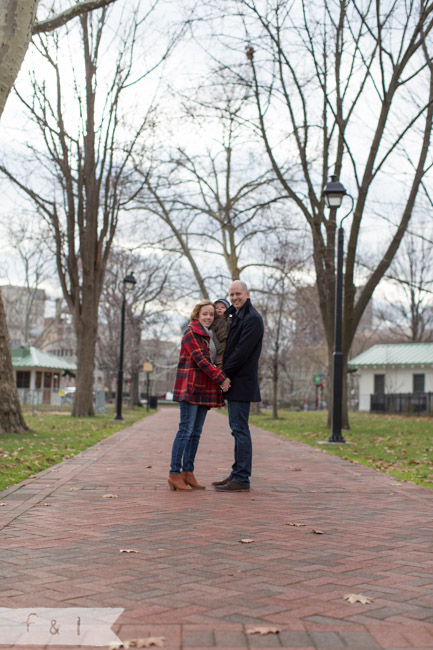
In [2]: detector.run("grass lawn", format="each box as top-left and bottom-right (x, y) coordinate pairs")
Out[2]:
(0, 407), (152, 492)
(249, 409), (433, 488)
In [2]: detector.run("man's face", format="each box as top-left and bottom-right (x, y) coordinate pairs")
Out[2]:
(229, 283), (249, 310)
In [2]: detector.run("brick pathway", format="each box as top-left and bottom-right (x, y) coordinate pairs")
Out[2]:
(1, 408), (433, 650)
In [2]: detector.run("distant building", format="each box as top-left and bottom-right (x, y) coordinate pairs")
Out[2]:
(1, 284), (46, 344)
(349, 343), (433, 413)
(11, 346), (77, 406)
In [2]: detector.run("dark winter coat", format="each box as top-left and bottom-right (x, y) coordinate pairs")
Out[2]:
(173, 320), (227, 407)
(222, 298), (264, 402)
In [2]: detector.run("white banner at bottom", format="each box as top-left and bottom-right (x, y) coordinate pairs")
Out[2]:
(0, 607), (124, 646)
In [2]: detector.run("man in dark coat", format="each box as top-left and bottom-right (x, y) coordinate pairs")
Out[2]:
(213, 280), (264, 491)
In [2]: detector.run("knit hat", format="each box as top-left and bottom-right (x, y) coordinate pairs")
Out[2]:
(214, 298), (230, 309)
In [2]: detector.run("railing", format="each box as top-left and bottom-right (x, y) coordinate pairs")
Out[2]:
(370, 392), (433, 415)
(17, 388), (64, 407)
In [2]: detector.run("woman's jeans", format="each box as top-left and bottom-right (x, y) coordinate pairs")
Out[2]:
(170, 401), (208, 473)
(227, 400), (252, 485)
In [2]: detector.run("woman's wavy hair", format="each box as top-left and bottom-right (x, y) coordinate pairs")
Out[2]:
(190, 299), (215, 322)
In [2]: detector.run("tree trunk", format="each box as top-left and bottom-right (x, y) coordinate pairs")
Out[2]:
(0, 0), (38, 120)
(271, 359), (278, 419)
(72, 293), (98, 417)
(129, 371), (141, 408)
(0, 290), (29, 433)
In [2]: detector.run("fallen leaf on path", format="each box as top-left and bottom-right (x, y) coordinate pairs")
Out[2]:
(0, 503), (6, 506)
(110, 638), (165, 649)
(246, 627), (281, 635)
(312, 529), (325, 534)
(145, 465), (152, 468)
(286, 522), (306, 527)
(344, 593), (372, 604)
(290, 466), (302, 471)
(239, 538), (254, 543)
(120, 549), (138, 553)
(103, 494), (118, 498)
(69, 487), (80, 491)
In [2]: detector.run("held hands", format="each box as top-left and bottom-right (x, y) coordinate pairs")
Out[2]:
(221, 378), (231, 392)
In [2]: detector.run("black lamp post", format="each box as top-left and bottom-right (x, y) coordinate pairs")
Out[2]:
(323, 175), (353, 443)
(115, 272), (137, 421)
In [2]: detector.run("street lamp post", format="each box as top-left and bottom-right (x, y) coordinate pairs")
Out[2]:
(323, 176), (354, 443)
(115, 272), (137, 421)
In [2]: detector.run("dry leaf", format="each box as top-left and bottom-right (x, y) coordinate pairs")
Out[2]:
(246, 627), (281, 635)
(286, 522), (306, 527)
(145, 465), (152, 468)
(120, 549), (138, 553)
(69, 487), (80, 491)
(239, 538), (254, 543)
(0, 503), (6, 506)
(110, 637), (165, 649)
(312, 529), (325, 534)
(290, 466), (302, 471)
(103, 494), (118, 498)
(344, 593), (372, 604)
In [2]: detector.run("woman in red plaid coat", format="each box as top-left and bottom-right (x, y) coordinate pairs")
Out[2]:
(169, 299), (231, 491)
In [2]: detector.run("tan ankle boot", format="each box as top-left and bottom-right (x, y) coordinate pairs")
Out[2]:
(168, 473), (192, 491)
(182, 471), (206, 489)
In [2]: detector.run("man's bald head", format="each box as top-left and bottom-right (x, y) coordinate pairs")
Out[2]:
(229, 280), (250, 310)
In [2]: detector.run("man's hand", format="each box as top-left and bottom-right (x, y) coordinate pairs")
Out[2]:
(221, 378), (231, 392)
(214, 354), (223, 365)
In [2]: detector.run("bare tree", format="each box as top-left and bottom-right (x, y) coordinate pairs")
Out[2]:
(0, 0), (117, 119)
(376, 231), (433, 342)
(134, 90), (287, 297)
(0, 213), (52, 345)
(0, 0), (117, 432)
(97, 247), (175, 407)
(203, 0), (433, 427)
(257, 240), (304, 419)
(1, 3), (177, 416)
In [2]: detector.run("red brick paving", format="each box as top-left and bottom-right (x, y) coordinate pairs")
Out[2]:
(1, 408), (433, 648)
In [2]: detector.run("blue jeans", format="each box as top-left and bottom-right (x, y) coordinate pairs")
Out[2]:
(227, 400), (252, 485)
(170, 401), (208, 473)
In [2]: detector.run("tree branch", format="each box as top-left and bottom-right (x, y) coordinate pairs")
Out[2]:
(32, 0), (118, 35)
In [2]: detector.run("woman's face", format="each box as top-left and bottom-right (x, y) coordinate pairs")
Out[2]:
(198, 305), (215, 328)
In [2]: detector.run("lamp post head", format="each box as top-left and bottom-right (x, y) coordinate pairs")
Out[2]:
(123, 272), (137, 292)
(323, 175), (347, 209)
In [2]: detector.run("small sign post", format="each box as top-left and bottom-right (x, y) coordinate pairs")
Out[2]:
(313, 375), (323, 410)
(143, 362), (153, 411)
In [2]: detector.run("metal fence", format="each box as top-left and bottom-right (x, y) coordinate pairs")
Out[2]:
(17, 388), (64, 408)
(370, 392), (433, 415)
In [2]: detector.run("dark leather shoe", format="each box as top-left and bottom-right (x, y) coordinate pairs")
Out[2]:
(211, 475), (231, 487)
(215, 479), (250, 492)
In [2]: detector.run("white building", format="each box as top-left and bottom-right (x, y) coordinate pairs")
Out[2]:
(349, 343), (433, 412)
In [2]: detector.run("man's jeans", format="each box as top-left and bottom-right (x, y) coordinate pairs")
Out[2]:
(227, 400), (252, 485)
(170, 401), (208, 473)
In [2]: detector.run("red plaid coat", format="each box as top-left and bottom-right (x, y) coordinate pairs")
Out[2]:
(173, 320), (227, 407)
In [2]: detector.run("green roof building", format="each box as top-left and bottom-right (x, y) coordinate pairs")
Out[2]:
(11, 346), (77, 406)
(349, 343), (433, 412)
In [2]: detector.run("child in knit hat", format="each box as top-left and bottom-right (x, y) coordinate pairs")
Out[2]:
(210, 298), (231, 368)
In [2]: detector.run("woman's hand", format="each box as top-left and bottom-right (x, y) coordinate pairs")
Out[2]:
(221, 378), (231, 392)
(214, 354), (223, 365)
